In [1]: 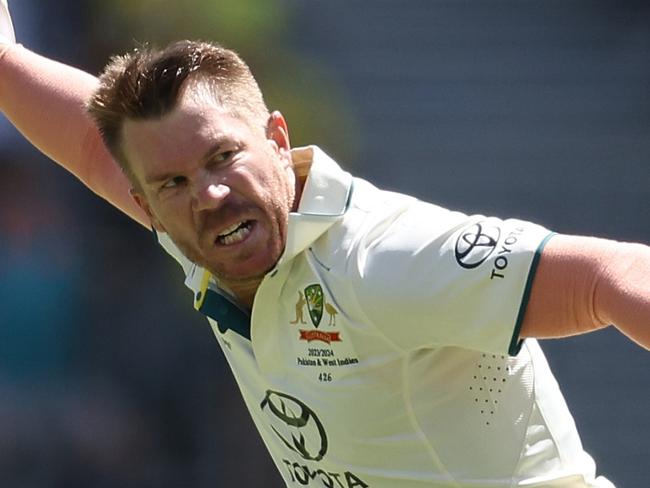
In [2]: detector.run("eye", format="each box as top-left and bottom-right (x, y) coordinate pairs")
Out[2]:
(161, 175), (187, 190)
(214, 150), (235, 163)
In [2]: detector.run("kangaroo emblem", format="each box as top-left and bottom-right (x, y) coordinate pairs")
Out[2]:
(290, 291), (307, 324)
(324, 302), (338, 326)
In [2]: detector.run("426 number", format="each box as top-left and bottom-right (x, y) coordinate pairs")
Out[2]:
(318, 372), (332, 382)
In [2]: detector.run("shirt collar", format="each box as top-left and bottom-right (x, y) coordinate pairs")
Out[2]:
(275, 145), (353, 266)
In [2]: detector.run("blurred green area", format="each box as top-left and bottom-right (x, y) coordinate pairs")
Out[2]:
(88, 0), (361, 165)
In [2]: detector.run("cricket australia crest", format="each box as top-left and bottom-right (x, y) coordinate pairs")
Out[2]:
(304, 284), (324, 327)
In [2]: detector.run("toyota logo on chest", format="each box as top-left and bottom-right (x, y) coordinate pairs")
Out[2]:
(260, 390), (328, 462)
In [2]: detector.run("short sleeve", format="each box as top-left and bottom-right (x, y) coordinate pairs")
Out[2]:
(350, 201), (553, 355)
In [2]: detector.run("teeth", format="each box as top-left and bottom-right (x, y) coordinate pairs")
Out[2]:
(218, 221), (245, 237)
(217, 221), (251, 245)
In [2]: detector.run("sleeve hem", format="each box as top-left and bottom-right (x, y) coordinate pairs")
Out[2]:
(508, 232), (556, 356)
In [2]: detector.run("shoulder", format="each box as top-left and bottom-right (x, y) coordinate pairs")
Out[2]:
(309, 178), (468, 290)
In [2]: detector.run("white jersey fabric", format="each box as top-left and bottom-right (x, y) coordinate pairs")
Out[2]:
(158, 146), (614, 488)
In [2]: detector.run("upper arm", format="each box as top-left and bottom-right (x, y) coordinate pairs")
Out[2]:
(0, 44), (150, 228)
(520, 234), (607, 339)
(80, 126), (151, 227)
(520, 234), (650, 348)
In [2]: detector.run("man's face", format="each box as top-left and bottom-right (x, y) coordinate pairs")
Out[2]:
(122, 88), (296, 290)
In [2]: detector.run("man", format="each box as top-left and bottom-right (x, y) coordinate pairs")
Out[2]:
(0, 3), (648, 487)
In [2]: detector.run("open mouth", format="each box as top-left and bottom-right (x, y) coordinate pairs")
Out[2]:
(216, 220), (253, 246)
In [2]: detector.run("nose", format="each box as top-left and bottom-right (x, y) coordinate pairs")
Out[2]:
(192, 182), (231, 212)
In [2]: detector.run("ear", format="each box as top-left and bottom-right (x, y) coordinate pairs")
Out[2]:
(130, 188), (166, 233)
(266, 111), (291, 156)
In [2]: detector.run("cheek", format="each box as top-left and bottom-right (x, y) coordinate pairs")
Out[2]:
(254, 161), (293, 201)
(151, 197), (195, 233)
(231, 166), (279, 205)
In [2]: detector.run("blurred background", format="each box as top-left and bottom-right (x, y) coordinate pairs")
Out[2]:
(0, 0), (648, 486)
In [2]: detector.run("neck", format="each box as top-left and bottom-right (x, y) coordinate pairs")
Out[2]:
(290, 150), (310, 212)
(224, 278), (261, 310)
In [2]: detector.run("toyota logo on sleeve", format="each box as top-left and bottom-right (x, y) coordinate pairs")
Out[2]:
(260, 390), (328, 462)
(454, 221), (501, 269)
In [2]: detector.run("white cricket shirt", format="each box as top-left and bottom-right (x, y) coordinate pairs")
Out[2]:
(158, 146), (615, 488)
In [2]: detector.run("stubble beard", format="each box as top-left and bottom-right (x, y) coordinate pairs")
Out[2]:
(175, 203), (289, 293)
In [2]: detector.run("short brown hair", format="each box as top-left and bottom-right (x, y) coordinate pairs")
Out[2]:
(87, 40), (270, 181)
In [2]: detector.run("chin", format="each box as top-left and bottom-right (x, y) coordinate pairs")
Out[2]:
(209, 254), (279, 285)
(194, 225), (286, 286)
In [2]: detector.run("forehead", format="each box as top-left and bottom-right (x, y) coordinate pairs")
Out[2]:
(120, 91), (254, 183)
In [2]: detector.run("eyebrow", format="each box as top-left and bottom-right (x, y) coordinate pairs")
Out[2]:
(143, 139), (229, 185)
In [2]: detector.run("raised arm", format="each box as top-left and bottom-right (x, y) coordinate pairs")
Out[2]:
(0, 3), (149, 227)
(521, 234), (650, 349)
